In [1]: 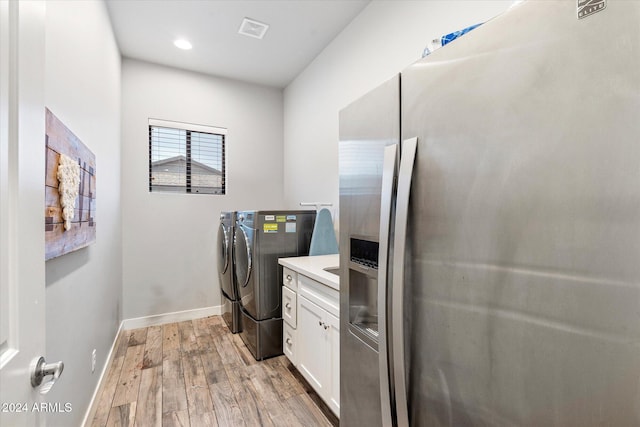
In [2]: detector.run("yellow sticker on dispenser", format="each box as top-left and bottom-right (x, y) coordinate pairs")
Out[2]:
(263, 223), (278, 233)
(276, 215), (286, 223)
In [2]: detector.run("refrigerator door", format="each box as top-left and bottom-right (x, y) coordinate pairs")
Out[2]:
(339, 75), (400, 426)
(399, 1), (640, 425)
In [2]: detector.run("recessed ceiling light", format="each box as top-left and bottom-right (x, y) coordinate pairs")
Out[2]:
(238, 17), (269, 40)
(174, 39), (192, 50)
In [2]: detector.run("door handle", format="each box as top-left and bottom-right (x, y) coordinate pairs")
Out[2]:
(392, 137), (418, 427)
(378, 143), (398, 427)
(30, 356), (64, 394)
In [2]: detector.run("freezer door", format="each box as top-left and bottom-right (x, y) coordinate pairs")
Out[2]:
(399, 1), (640, 426)
(339, 75), (400, 426)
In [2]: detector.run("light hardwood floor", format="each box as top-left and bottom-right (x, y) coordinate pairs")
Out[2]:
(87, 316), (338, 427)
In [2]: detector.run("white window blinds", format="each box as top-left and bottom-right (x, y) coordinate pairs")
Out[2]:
(149, 119), (226, 194)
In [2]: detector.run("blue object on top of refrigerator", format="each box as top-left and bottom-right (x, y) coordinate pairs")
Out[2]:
(422, 22), (483, 57)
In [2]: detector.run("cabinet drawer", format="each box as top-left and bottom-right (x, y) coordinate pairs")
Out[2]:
(282, 285), (297, 328)
(283, 267), (297, 290)
(283, 322), (297, 365)
(299, 274), (339, 318)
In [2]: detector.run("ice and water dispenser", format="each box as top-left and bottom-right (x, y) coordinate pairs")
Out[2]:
(348, 238), (380, 348)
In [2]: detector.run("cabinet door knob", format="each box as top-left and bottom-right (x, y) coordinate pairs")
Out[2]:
(286, 275), (292, 281)
(324, 324), (329, 330)
(285, 302), (291, 309)
(318, 320), (323, 327)
(286, 338), (292, 345)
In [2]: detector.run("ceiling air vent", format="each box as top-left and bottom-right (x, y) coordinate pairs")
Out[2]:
(238, 17), (269, 40)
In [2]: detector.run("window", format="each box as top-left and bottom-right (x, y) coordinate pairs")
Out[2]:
(149, 119), (226, 194)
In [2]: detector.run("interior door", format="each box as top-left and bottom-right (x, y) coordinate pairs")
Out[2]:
(0, 1), (47, 425)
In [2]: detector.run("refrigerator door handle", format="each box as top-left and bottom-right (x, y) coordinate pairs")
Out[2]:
(378, 143), (399, 427)
(392, 137), (417, 427)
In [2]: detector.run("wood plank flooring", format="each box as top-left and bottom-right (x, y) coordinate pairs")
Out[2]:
(87, 316), (338, 427)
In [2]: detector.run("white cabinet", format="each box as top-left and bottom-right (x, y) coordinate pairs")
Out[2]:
(282, 267), (298, 364)
(296, 275), (340, 416)
(283, 321), (296, 364)
(279, 256), (340, 417)
(298, 295), (340, 415)
(282, 285), (297, 328)
(283, 266), (296, 289)
(326, 309), (340, 414)
(298, 295), (328, 391)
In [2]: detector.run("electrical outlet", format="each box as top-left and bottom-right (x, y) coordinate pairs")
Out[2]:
(91, 349), (97, 373)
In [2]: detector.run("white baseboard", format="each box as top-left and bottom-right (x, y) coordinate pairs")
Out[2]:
(81, 305), (222, 426)
(81, 321), (124, 427)
(122, 305), (222, 330)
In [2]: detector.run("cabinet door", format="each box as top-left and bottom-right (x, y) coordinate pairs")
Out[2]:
(283, 321), (297, 365)
(298, 295), (328, 394)
(283, 267), (297, 290)
(326, 311), (340, 416)
(282, 285), (297, 328)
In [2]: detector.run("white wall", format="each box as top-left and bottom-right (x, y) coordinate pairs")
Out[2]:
(43, 1), (122, 426)
(121, 59), (284, 319)
(283, 0), (513, 213)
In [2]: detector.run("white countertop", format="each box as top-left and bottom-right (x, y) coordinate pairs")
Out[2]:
(278, 254), (339, 290)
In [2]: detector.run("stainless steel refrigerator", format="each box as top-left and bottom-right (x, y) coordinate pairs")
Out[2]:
(339, 1), (640, 426)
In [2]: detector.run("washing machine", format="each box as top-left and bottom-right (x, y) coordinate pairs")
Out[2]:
(234, 210), (315, 360)
(217, 211), (241, 333)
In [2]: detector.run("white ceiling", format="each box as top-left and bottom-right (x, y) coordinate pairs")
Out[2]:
(105, 0), (370, 88)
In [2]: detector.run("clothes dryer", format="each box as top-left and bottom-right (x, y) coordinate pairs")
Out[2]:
(234, 210), (315, 360)
(217, 211), (241, 333)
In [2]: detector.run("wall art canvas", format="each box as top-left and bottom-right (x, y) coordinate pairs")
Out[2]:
(45, 108), (96, 260)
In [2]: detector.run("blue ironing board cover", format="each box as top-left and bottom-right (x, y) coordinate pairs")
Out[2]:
(308, 208), (339, 256)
